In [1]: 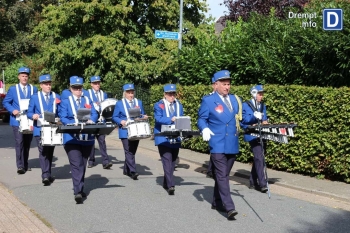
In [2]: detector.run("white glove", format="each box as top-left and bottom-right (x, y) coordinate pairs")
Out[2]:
(253, 111), (262, 120)
(202, 128), (215, 141)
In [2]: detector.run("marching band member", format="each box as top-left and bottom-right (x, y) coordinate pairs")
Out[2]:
(241, 85), (269, 193)
(27, 75), (60, 185)
(3, 66), (38, 174)
(59, 76), (98, 204)
(84, 76), (112, 169)
(154, 84), (184, 195)
(112, 84), (148, 180)
(197, 70), (242, 220)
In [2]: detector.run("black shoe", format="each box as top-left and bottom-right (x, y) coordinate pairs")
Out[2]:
(227, 210), (238, 220)
(26, 167), (32, 171)
(211, 205), (226, 212)
(80, 192), (87, 198)
(17, 168), (25, 174)
(249, 184), (259, 190)
(130, 172), (139, 180)
(42, 178), (51, 186)
(49, 177), (55, 183)
(75, 194), (83, 204)
(167, 187), (175, 195)
(261, 186), (268, 193)
(103, 162), (112, 169)
(206, 171), (213, 179)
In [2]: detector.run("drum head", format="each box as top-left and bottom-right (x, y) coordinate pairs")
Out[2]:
(100, 98), (117, 120)
(102, 105), (115, 120)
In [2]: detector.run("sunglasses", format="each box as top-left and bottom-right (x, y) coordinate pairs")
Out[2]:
(166, 92), (177, 96)
(71, 86), (83, 90)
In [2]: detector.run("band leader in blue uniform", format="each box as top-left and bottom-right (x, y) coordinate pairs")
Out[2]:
(3, 67), (38, 174)
(59, 76), (98, 204)
(197, 70), (242, 220)
(27, 75), (60, 185)
(112, 84), (148, 180)
(241, 85), (268, 193)
(154, 84), (184, 195)
(84, 76), (112, 169)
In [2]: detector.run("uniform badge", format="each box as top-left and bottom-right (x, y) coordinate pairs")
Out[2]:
(84, 103), (91, 109)
(159, 103), (164, 109)
(55, 98), (61, 104)
(215, 104), (223, 113)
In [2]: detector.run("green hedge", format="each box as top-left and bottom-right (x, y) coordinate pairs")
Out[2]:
(148, 84), (350, 183)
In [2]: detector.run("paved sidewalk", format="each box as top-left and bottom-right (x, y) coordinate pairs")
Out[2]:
(106, 130), (350, 203)
(0, 183), (56, 233)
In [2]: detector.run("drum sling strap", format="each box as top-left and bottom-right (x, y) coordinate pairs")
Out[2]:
(245, 100), (264, 113)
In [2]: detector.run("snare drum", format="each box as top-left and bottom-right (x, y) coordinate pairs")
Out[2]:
(40, 125), (63, 146)
(18, 114), (33, 134)
(100, 98), (117, 120)
(127, 119), (151, 140)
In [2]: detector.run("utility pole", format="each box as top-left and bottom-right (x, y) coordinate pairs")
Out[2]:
(178, 0), (183, 50)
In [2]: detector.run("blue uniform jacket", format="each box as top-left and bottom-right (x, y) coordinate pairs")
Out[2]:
(112, 99), (146, 139)
(27, 92), (61, 137)
(84, 89), (108, 120)
(59, 96), (98, 145)
(3, 84), (38, 126)
(154, 99), (184, 148)
(241, 99), (268, 142)
(197, 92), (241, 154)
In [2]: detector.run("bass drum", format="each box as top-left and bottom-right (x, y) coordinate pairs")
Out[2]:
(100, 98), (118, 121)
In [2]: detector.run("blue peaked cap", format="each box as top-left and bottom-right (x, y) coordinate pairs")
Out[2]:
(212, 70), (231, 82)
(90, 76), (101, 82)
(39, 74), (52, 83)
(250, 85), (264, 93)
(123, 83), (135, 91)
(163, 84), (176, 92)
(70, 76), (83, 86)
(18, 66), (30, 74)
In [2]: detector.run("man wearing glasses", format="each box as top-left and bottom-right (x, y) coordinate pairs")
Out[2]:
(84, 76), (112, 169)
(59, 76), (98, 204)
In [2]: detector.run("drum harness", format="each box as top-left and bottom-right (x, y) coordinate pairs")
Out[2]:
(15, 83), (34, 115)
(68, 95), (91, 141)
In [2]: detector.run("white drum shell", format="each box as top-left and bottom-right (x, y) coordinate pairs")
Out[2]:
(127, 121), (151, 140)
(41, 126), (63, 146)
(19, 114), (33, 134)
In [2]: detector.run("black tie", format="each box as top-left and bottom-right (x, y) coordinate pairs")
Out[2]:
(45, 94), (49, 104)
(23, 86), (27, 97)
(95, 91), (100, 102)
(76, 98), (80, 108)
(169, 103), (175, 115)
(130, 100), (134, 108)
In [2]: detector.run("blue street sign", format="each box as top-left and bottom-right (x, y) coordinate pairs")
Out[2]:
(155, 30), (180, 40)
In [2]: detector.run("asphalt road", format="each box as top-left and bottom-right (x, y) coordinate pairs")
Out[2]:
(0, 121), (349, 233)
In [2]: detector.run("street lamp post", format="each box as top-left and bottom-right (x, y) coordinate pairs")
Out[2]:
(179, 0), (183, 50)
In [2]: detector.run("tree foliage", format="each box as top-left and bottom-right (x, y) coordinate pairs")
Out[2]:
(31, 0), (206, 91)
(224, 0), (309, 22)
(177, 0), (350, 87)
